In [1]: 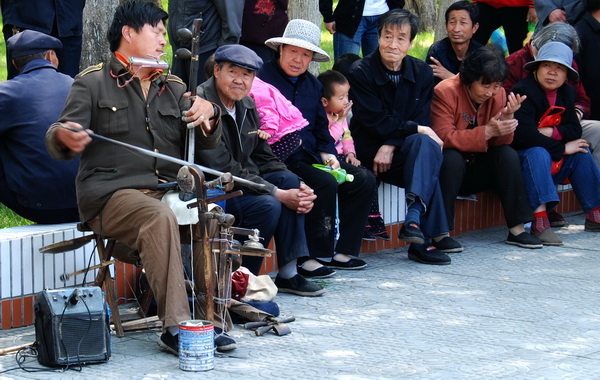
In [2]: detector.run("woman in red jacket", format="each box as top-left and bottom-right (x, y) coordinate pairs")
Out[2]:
(431, 44), (542, 250)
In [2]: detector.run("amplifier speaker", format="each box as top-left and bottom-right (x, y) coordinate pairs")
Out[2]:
(34, 286), (111, 367)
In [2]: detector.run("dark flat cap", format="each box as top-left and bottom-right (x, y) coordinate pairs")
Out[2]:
(7, 30), (62, 58)
(214, 44), (263, 71)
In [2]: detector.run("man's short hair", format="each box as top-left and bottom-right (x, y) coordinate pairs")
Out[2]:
(445, 1), (479, 25)
(459, 45), (509, 86)
(13, 52), (46, 71)
(378, 9), (419, 42)
(107, 0), (168, 53)
(317, 70), (348, 99)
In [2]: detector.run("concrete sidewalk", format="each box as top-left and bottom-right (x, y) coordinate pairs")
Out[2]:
(1, 212), (599, 379)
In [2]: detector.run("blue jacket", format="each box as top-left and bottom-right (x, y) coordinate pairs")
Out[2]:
(347, 50), (434, 165)
(0, 59), (79, 210)
(257, 60), (336, 164)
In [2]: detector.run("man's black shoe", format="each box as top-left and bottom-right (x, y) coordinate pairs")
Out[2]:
(158, 331), (179, 355)
(398, 222), (425, 244)
(275, 274), (325, 296)
(316, 257), (367, 270)
(432, 236), (463, 253)
(214, 327), (237, 352)
(408, 243), (451, 265)
(297, 264), (336, 278)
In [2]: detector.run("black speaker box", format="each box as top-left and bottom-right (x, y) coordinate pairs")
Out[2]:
(34, 287), (111, 367)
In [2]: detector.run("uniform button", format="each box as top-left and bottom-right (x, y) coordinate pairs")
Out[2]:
(154, 148), (159, 153)
(146, 126), (150, 131)
(111, 107), (117, 112)
(155, 170), (159, 175)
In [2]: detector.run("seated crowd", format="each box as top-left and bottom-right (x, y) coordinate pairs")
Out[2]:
(2, 0), (600, 357)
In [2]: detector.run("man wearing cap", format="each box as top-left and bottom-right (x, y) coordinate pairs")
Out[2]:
(195, 44), (325, 297)
(45, 1), (229, 355)
(0, 30), (79, 224)
(258, 19), (377, 277)
(347, 9), (456, 265)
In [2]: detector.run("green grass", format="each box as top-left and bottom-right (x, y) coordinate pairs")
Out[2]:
(0, 205), (33, 229)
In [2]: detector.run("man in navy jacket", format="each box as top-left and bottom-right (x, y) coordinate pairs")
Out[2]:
(0, 30), (79, 224)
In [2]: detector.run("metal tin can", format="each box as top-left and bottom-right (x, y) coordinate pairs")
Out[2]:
(178, 320), (214, 371)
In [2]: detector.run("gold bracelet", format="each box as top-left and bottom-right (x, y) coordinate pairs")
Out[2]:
(324, 157), (334, 165)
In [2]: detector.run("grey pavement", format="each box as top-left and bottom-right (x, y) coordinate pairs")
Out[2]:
(1, 212), (600, 379)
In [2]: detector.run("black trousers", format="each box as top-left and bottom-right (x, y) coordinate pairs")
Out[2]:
(287, 154), (376, 258)
(473, 3), (529, 54)
(225, 171), (308, 275)
(439, 146), (533, 230)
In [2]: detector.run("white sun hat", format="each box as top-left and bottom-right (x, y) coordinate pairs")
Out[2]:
(265, 19), (331, 63)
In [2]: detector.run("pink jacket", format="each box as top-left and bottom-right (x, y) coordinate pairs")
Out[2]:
(249, 77), (308, 145)
(327, 114), (356, 156)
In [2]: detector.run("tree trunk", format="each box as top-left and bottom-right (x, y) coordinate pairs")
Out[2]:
(433, 0), (454, 43)
(405, 0), (436, 32)
(80, 0), (119, 70)
(288, 0), (322, 75)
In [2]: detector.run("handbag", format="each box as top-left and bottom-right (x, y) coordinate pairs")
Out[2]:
(538, 106), (566, 175)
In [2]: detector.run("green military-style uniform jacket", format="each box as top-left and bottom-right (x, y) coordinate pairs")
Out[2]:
(46, 55), (221, 222)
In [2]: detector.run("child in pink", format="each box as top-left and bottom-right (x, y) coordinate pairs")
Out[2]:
(318, 69), (389, 241)
(249, 77), (308, 161)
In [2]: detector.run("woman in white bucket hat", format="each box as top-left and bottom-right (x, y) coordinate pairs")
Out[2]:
(257, 19), (377, 292)
(511, 41), (600, 245)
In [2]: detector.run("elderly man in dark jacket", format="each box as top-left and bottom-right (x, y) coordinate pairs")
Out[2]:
(195, 44), (324, 297)
(348, 9), (455, 265)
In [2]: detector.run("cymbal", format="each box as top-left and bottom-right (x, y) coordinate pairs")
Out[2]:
(39, 234), (95, 254)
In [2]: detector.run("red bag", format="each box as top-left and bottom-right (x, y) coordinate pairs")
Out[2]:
(537, 106), (565, 175)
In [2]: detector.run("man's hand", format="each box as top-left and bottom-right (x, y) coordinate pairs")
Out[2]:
(548, 9), (567, 23)
(485, 112), (518, 139)
(56, 122), (92, 153)
(184, 94), (217, 134)
(325, 21), (336, 34)
(417, 125), (444, 148)
(373, 144), (395, 175)
(345, 152), (361, 166)
(274, 183), (316, 214)
(501, 92), (527, 119)
(564, 139), (589, 155)
(429, 57), (454, 81)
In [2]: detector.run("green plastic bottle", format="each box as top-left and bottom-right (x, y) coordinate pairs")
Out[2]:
(312, 164), (354, 184)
